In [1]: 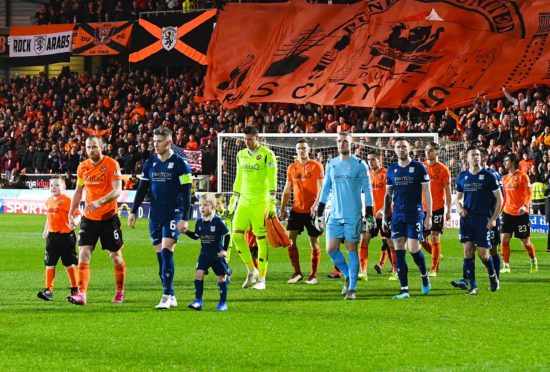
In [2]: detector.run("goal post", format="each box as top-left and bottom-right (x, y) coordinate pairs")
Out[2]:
(217, 132), (441, 194)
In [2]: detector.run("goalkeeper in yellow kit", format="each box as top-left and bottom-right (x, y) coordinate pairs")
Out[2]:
(229, 126), (277, 290)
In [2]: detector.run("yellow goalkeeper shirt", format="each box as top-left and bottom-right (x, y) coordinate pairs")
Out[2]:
(233, 145), (277, 205)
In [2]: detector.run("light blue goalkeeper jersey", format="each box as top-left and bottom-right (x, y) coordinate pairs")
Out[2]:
(319, 155), (373, 220)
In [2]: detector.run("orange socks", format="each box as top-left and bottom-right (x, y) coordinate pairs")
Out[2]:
(114, 262), (126, 292)
(65, 265), (78, 288)
(501, 242), (510, 263)
(288, 244), (301, 275)
(421, 241), (432, 254)
(431, 242), (441, 271)
(45, 267), (55, 290)
(525, 242), (536, 259)
(359, 242), (368, 272)
(311, 248), (321, 278)
(78, 262), (90, 294)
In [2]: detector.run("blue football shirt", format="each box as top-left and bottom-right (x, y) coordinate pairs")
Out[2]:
(456, 168), (500, 216)
(194, 215), (230, 256)
(140, 152), (192, 218)
(386, 160), (430, 218)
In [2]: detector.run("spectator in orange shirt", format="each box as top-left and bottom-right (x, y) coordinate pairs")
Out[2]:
(185, 134), (199, 151)
(518, 153), (535, 173)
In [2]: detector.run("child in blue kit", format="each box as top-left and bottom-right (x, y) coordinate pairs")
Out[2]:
(186, 194), (231, 311)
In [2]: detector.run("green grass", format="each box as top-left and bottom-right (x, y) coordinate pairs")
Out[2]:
(1, 214), (550, 371)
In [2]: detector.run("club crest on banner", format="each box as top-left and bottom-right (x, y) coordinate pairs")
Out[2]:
(95, 25), (115, 48)
(34, 35), (47, 54)
(162, 26), (178, 51)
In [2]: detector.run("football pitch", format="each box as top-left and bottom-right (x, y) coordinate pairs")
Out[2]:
(1, 214), (549, 371)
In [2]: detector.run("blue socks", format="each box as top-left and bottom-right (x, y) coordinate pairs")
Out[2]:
(194, 279), (204, 301)
(492, 253), (501, 279)
(218, 281), (228, 303)
(395, 250), (408, 289)
(328, 250), (349, 278)
(156, 252), (163, 284)
(161, 248), (175, 296)
(465, 258), (476, 289)
(347, 250), (359, 291)
(482, 255), (496, 277)
(411, 250), (429, 286)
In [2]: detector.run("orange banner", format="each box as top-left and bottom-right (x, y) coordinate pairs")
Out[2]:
(204, 0), (550, 111)
(73, 21), (133, 56)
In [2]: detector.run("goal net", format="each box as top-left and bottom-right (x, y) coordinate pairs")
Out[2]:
(217, 133), (448, 195)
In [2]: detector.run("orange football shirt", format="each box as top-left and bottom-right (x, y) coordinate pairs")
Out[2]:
(502, 170), (532, 216)
(46, 194), (80, 233)
(77, 156), (122, 220)
(423, 161), (451, 211)
(369, 167), (387, 213)
(287, 160), (324, 213)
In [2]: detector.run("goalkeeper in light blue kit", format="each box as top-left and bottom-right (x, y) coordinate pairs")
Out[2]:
(229, 126), (277, 290)
(316, 132), (374, 300)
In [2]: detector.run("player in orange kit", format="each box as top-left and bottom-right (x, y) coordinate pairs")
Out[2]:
(67, 135), (126, 305)
(421, 142), (452, 276)
(500, 153), (537, 273)
(37, 176), (81, 301)
(280, 139), (324, 284)
(361, 150), (397, 281)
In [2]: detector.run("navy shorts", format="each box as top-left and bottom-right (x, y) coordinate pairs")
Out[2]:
(197, 253), (232, 277)
(391, 214), (424, 241)
(459, 215), (491, 248)
(149, 212), (183, 246)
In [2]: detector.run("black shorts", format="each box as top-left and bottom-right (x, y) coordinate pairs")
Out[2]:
(501, 212), (530, 239)
(287, 211), (322, 237)
(78, 215), (124, 252)
(367, 218), (391, 238)
(197, 253), (232, 277)
(45, 232), (78, 267)
(424, 208), (445, 235)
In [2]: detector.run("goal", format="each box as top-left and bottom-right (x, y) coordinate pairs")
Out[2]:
(217, 133), (443, 195)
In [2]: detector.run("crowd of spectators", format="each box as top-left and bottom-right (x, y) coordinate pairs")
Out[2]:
(0, 56), (549, 190)
(33, 0), (190, 25)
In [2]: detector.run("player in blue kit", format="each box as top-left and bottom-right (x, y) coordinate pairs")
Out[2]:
(186, 194), (231, 311)
(128, 127), (192, 309)
(455, 146), (503, 295)
(452, 150), (503, 289)
(383, 138), (432, 299)
(316, 132), (374, 300)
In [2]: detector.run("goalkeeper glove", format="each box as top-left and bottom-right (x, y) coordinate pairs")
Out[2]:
(228, 194), (239, 215)
(267, 195), (277, 218)
(362, 216), (376, 233)
(314, 216), (325, 233)
(314, 202), (326, 233)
